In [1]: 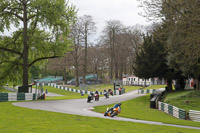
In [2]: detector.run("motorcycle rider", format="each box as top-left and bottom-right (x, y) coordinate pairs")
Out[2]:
(94, 90), (99, 101)
(95, 90), (99, 95)
(108, 89), (113, 96)
(109, 102), (121, 114)
(103, 89), (109, 98)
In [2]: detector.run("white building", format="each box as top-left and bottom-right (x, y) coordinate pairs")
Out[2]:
(122, 75), (165, 86)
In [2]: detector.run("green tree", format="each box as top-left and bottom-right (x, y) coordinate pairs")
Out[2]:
(134, 33), (176, 91)
(0, 0), (76, 85)
(139, 0), (200, 89)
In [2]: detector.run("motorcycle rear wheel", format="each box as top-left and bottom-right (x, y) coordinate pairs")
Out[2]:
(110, 112), (117, 117)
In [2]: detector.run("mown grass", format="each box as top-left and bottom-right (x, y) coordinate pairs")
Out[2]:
(94, 95), (200, 128)
(70, 84), (141, 92)
(33, 86), (88, 100)
(0, 87), (13, 93)
(0, 101), (199, 133)
(164, 90), (200, 111)
(143, 85), (166, 90)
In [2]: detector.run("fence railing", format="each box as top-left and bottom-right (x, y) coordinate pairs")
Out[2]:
(0, 93), (38, 102)
(138, 89), (156, 94)
(158, 101), (186, 120)
(47, 83), (125, 96)
(189, 110), (200, 122)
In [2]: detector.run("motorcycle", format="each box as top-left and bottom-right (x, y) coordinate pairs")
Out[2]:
(87, 95), (92, 103)
(104, 106), (121, 117)
(109, 90), (113, 96)
(94, 93), (99, 101)
(90, 92), (94, 100)
(103, 91), (109, 98)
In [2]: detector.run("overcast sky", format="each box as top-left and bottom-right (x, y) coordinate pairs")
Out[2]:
(2, 0), (152, 41)
(69, 0), (151, 33)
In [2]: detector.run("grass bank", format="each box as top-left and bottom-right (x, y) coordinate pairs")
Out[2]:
(94, 95), (200, 128)
(33, 86), (88, 100)
(0, 101), (199, 133)
(70, 84), (141, 92)
(143, 85), (166, 90)
(0, 87), (13, 93)
(164, 90), (200, 111)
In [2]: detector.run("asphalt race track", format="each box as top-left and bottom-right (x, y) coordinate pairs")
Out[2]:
(13, 90), (200, 130)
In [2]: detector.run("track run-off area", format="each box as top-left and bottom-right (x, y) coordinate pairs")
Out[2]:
(13, 90), (200, 130)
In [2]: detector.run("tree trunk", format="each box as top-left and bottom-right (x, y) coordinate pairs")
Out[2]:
(83, 29), (88, 84)
(63, 68), (67, 84)
(167, 79), (173, 92)
(75, 62), (79, 87)
(119, 64), (123, 80)
(22, 0), (29, 86)
(115, 61), (119, 80)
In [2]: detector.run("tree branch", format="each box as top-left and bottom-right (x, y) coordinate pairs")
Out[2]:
(28, 14), (36, 21)
(0, 60), (23, 66)
(0, 47), (23, 56)
(0, 63), (17, 80)
(29, 56), (61, 67)
(2, 11), (23, 21)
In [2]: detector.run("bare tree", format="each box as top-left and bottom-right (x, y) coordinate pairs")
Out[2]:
(69, 19), (85, 86)
(103, 20), (124, 81)
(79, 15), (96, 84)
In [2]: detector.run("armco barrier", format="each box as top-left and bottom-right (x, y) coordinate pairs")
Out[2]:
(47, 83), (124, 96)
(158, 101), (186, 120)
(138, 89), (156, 94)
(189, 110), (200, 122)
(0, 93), (38, 102)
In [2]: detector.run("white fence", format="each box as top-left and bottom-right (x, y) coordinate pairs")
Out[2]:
(189, 110), (200, 122)
(158, 101), (186, 120)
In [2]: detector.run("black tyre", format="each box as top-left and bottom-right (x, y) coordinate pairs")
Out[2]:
(104, 112), (108, 116)
(110, 112), (117, 117)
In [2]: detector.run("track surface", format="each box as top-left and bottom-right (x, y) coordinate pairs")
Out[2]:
(13, 90), (200, 130)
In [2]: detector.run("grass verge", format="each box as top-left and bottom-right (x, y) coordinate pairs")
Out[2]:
(164, 90), (200, 111)
(70, 84), (141, 92)
(0, 101), (199, 133)
(0, 87), (13, 93)
(94, 95), (200, 128)
(33, 86), (88, 100)
(143, 85), (166, 90)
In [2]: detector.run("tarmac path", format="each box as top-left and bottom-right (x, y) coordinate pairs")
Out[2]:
(13, 90), (200, 130)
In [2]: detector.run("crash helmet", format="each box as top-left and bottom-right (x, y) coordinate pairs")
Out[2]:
(118, 102), (121, 106)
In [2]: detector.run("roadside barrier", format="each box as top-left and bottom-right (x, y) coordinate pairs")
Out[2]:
(114, 88), (125, 95)
(138, 89), (156, 94)
(0, 93), (38, 102)
(158, 101), (186, 120)
(47, 83), (123, 95)
(47, 83), (104, 95)
(189, 110), (200, 122)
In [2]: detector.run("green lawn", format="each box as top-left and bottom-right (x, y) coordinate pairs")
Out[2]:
(0, 101), (199, 133)
(34, 86), (88, 100)
(94, 95), (200, 128)
(71, 84), (141, 92)
(164, 90), (200, 111)
(143, 85), (166, 90)
(0, 87), (13, 93)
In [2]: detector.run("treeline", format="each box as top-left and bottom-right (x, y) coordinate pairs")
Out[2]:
(134, 0), (200, 90)
(44, 16), (144, 86)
